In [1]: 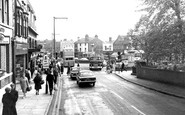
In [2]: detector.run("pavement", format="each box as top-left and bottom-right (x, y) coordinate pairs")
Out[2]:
(0, 74), (53, 115)
(115, 70), (185, 99)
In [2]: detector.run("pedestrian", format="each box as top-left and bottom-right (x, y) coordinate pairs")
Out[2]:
(25, 69), (31, 83)
(46, 69), (55, 95)
(53, 65), (58, 84)
(60, 62), (64, 74)
(33, 73), (42, 95)
(32, 66), (38, 79)
(20, 71), (29, 98)
(10, 83), (18, 115)
(121, 61), (127, 72)
(67, 62), (71, 75)
(2, 87), (14, 115)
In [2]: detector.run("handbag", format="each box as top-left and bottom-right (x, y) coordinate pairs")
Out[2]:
(26, 86), (32, 91)
(40, 80), (45, 85)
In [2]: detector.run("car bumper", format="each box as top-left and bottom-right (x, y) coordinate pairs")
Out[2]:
(78, 80), (96, 84)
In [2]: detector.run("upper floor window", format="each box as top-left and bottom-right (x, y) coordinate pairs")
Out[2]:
(0, 0), (9, 25)
(4, 0), (9, 25)
(80, 43), (81, 46)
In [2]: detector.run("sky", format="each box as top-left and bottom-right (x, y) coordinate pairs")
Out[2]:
(29, 0), (142, 42)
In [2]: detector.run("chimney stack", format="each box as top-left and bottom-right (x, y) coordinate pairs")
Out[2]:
(109, 37), (112, 42)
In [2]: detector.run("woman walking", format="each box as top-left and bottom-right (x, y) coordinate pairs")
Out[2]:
(20, 72), (29, 98)
(33, 73), (42, 95)
(2, 87), (14, 115)
(46, 69), (55, 95)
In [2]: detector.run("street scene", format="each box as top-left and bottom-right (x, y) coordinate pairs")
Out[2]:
(1, 0), (185, 115)
(48, 64), (185, 115)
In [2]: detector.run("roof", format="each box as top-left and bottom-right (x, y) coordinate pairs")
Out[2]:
(114, 35), (131, 45)
(75, 37), (94, 44)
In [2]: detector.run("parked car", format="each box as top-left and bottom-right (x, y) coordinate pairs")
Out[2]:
(70, 67), (80, 80)
(76, 70), (96, 87)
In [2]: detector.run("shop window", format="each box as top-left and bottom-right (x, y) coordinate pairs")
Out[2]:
(0, 46), (7, 73)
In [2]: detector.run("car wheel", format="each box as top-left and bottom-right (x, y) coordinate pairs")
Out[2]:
(92, 82), (95, 87)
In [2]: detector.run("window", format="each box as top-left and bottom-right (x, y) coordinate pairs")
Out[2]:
(80, 48), (81, 52)
(0, 0), (3, 22)
(0, 0), (9, 25)
(4, 0), (9, 25)
(85, 48), (86, 52)
(80, 43), (81, 46)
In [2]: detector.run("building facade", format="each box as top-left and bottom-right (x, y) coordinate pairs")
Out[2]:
(103, 37), (114, 52)
(113, 35), (132, 53)
(0, 0), (13, 89)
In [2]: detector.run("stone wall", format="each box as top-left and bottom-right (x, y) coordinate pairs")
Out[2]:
(136, 62), (185, 87)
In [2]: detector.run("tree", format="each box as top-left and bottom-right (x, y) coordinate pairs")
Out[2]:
(129, 0), (185, 63)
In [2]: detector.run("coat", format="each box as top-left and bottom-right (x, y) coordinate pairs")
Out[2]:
(33, 74), (42, 90)
(10, 89), (18, 115)
(46, 73), (55, 90)
(2, 93), (14, 115)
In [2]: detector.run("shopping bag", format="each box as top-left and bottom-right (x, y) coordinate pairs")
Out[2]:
(26, 86), (32, 91)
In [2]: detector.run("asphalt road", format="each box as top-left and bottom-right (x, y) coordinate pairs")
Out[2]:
(53, 63), (185, 115)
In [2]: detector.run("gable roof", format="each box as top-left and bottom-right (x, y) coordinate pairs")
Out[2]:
(114, 35), (131, 44)
(75, 37), (94, 44)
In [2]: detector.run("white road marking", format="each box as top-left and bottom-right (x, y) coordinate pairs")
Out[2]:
(110, 91), (146, 115)
(110, 91), (124, 100)
(131, 105), (146, 115)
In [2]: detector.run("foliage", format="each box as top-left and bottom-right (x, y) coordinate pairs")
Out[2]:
(127, 0), (185, 63)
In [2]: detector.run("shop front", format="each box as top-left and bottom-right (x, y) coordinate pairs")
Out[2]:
(0, 25), (13, 89)
(15, 43), (28, 80)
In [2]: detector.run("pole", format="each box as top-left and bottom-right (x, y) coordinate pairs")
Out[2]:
(53, 17), (56, 59)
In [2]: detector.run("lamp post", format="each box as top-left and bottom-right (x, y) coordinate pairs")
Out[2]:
(53, 17), (68, 59)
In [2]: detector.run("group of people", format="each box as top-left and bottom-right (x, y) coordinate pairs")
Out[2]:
(106, 60), (127, 73)
(1, 56), (63, 115)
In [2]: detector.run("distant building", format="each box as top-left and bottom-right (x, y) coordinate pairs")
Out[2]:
(103, 37), (114, 52)
(74, 34), (103, 58)
(60, 39), (74, 51)
(113, 35), (132, 53)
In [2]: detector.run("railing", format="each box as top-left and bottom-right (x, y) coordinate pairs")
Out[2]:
(0, 72), (13, 89)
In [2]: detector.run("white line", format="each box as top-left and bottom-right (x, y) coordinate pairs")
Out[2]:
(131, 105), (146, 115)
(110, 91), (124, 100)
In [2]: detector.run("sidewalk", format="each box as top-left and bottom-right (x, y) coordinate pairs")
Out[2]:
(0, 74), (53, 115)
(115, 70), (185, 99)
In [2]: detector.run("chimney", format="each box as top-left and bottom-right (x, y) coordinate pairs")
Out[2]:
(85, 34), (89, 41)
(109, 37), (112, 42)
(95, 35), (98, 38)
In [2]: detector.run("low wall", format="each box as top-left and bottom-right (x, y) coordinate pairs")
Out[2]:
(136, 63), (185, 87)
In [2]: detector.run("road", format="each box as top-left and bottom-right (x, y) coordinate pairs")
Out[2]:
(51, 63), (185, 115)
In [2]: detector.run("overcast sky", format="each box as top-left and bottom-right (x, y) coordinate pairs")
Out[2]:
(30, 0), (142, 42)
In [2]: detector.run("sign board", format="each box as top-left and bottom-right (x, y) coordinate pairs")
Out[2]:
(42, 55), (50, 69)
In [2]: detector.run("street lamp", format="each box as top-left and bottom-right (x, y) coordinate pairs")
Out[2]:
(53, 17), (68, 59)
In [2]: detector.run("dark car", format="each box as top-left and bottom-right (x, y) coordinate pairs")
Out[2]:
(70, 67), (80, 80)
(76, 70), (96, 87)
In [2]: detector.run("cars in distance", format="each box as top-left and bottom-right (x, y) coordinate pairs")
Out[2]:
(76, 70), (96, 87)
(70, 67), (80, 80)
